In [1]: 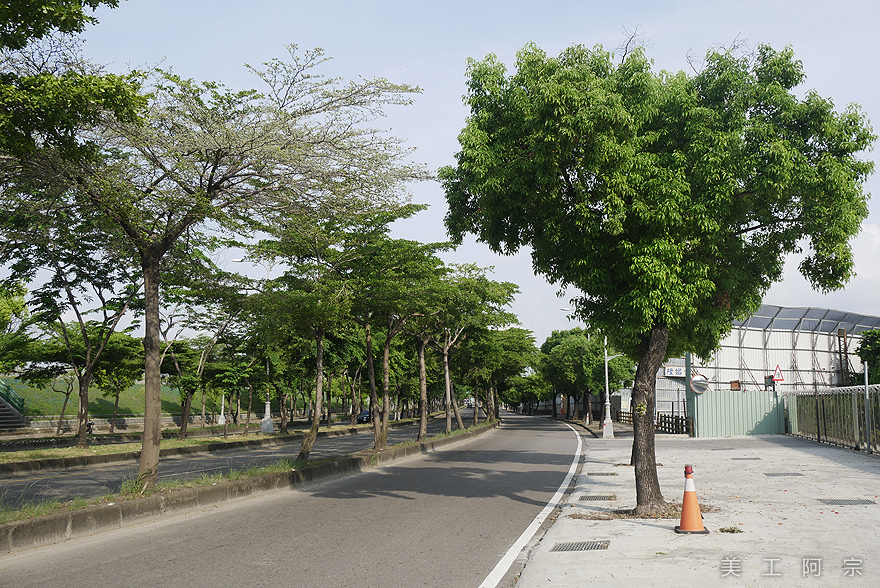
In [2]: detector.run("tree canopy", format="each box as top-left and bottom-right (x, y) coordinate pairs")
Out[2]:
(441, 41), (874, 512)
(0, 1), (143, 159)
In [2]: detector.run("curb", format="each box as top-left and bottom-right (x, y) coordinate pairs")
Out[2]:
(0, 420), (500, 555)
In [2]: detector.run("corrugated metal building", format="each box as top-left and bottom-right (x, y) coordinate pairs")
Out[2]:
(656, 305), (880, 437)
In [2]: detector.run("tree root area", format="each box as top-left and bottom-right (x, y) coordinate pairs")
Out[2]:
(569, 502), (719, 520)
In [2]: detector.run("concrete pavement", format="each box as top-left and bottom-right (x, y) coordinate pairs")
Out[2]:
(516, 424), (880, 587)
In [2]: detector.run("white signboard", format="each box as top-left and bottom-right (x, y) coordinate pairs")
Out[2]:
(664, 366), (686, 378)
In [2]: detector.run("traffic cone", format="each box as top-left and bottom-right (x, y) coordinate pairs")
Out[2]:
(675, 464), (709, 534)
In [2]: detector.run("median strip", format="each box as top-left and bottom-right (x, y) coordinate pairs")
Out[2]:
(0, 420), (500, 555)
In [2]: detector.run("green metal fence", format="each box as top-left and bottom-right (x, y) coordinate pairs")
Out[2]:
(784, 384), (880, 453)
(0, 379), (25, 415)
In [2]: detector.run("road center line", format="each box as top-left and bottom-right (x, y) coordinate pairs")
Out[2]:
(477, 423), (583, 588)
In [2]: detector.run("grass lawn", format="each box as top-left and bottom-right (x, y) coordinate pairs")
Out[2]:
(2, 377), (348, 419)
(1, 377), (219, 417)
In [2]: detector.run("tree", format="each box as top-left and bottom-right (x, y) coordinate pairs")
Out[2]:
(540, 328), (634, 422)
(0, 1), (143, 159)
(856, 331), (880, 385)
(441, 43), (874, 514)
(427, 266), (518, 432)
(460, 327), (536, 421)
(355, 237), (446, 448)
(6, 46), (425, 489)
(0, 196), (139, 448)
(92, 330), (142, 433)
(501, 372), (549, 415)
(0, 283), (29, 372)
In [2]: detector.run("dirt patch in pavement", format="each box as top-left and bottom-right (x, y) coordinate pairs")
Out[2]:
(569, 502), (720, 521)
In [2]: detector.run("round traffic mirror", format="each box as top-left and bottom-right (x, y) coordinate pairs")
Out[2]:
(690, 374), (709, 395)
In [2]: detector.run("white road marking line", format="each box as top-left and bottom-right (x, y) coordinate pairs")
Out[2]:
(478, 423), (582, 588)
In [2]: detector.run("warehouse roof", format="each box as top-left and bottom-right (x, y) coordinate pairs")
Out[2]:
(735, 304), (880, 335)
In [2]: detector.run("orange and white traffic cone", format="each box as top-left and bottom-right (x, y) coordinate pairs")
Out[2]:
(674, 464), (709, 534)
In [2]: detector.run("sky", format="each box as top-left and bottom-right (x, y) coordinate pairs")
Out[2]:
(76, 0), (880, 346)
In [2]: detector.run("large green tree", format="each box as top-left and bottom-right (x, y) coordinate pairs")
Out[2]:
(441, 43), (874, 513)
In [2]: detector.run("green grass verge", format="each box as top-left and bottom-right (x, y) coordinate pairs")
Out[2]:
(2, 377), (189, 417)
(0, 419), (492, 525)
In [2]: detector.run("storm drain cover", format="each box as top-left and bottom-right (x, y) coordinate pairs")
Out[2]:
(585, 472), (618, 476)
(579, 495), (615, 501)
(731, 457), (762, 460)
(764, 472), (804, 477)
(819, 499), (876, 506)
(551, 540), (610, 552)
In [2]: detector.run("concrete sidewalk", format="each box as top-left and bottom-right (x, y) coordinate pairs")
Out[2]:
(516, 429), (880, 587)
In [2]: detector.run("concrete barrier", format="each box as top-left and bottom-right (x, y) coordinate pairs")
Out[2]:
(0, 420), (499, 555)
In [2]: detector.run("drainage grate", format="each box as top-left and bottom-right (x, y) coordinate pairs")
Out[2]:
(550, 540), (610, 552)
(819, 499), (876, 506)
(579, 495), (615, 501)
(731, 457), (762, 460)
(764, 472), (804, 477)
(585, 472), (618, 476)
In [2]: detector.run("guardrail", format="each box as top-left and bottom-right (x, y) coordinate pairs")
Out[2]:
(0, 380), (24, 415)
(783, 384), (880, 453)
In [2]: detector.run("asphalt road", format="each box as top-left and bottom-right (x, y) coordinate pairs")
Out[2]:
(0, 414), (582, 588)
(0, 411), (483, 508)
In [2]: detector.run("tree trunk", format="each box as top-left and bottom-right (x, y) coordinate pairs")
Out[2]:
(75, 371), (92, 448)
(442, 347), (453, 433)
(416, 338), (428, 441)
(298, 328), (325, 462)
(137, 251), (163, 490)
(244, 379), (254, 435)
(325, 372), (333, 428)
(630, 323), (669, 515)
(365, 323), (381, 449)
(484, 392), (491, 420)
(177, 390), (195, 440)
(473, 385), (480, 426)
(451, 394), (465, 431)
(56, 391), (71, 436)
(111, 391), (120, 434)
(223, 394), (229, 439)
(349, 369), (360, 427)
(377, 333), (395, 450)
(279, 387), (289, 434)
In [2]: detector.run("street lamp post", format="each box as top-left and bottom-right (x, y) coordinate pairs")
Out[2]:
(604, 336), (622, 439)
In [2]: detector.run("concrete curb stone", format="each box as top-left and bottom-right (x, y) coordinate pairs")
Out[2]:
(1, 420), (499, 555)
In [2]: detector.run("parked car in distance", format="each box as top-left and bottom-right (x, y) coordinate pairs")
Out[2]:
(356, 410), (371, 424)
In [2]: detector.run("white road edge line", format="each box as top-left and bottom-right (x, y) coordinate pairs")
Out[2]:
(478, 423), (583, 588)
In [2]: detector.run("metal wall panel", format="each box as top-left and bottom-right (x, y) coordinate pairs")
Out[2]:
(693, 389), (783, 436)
